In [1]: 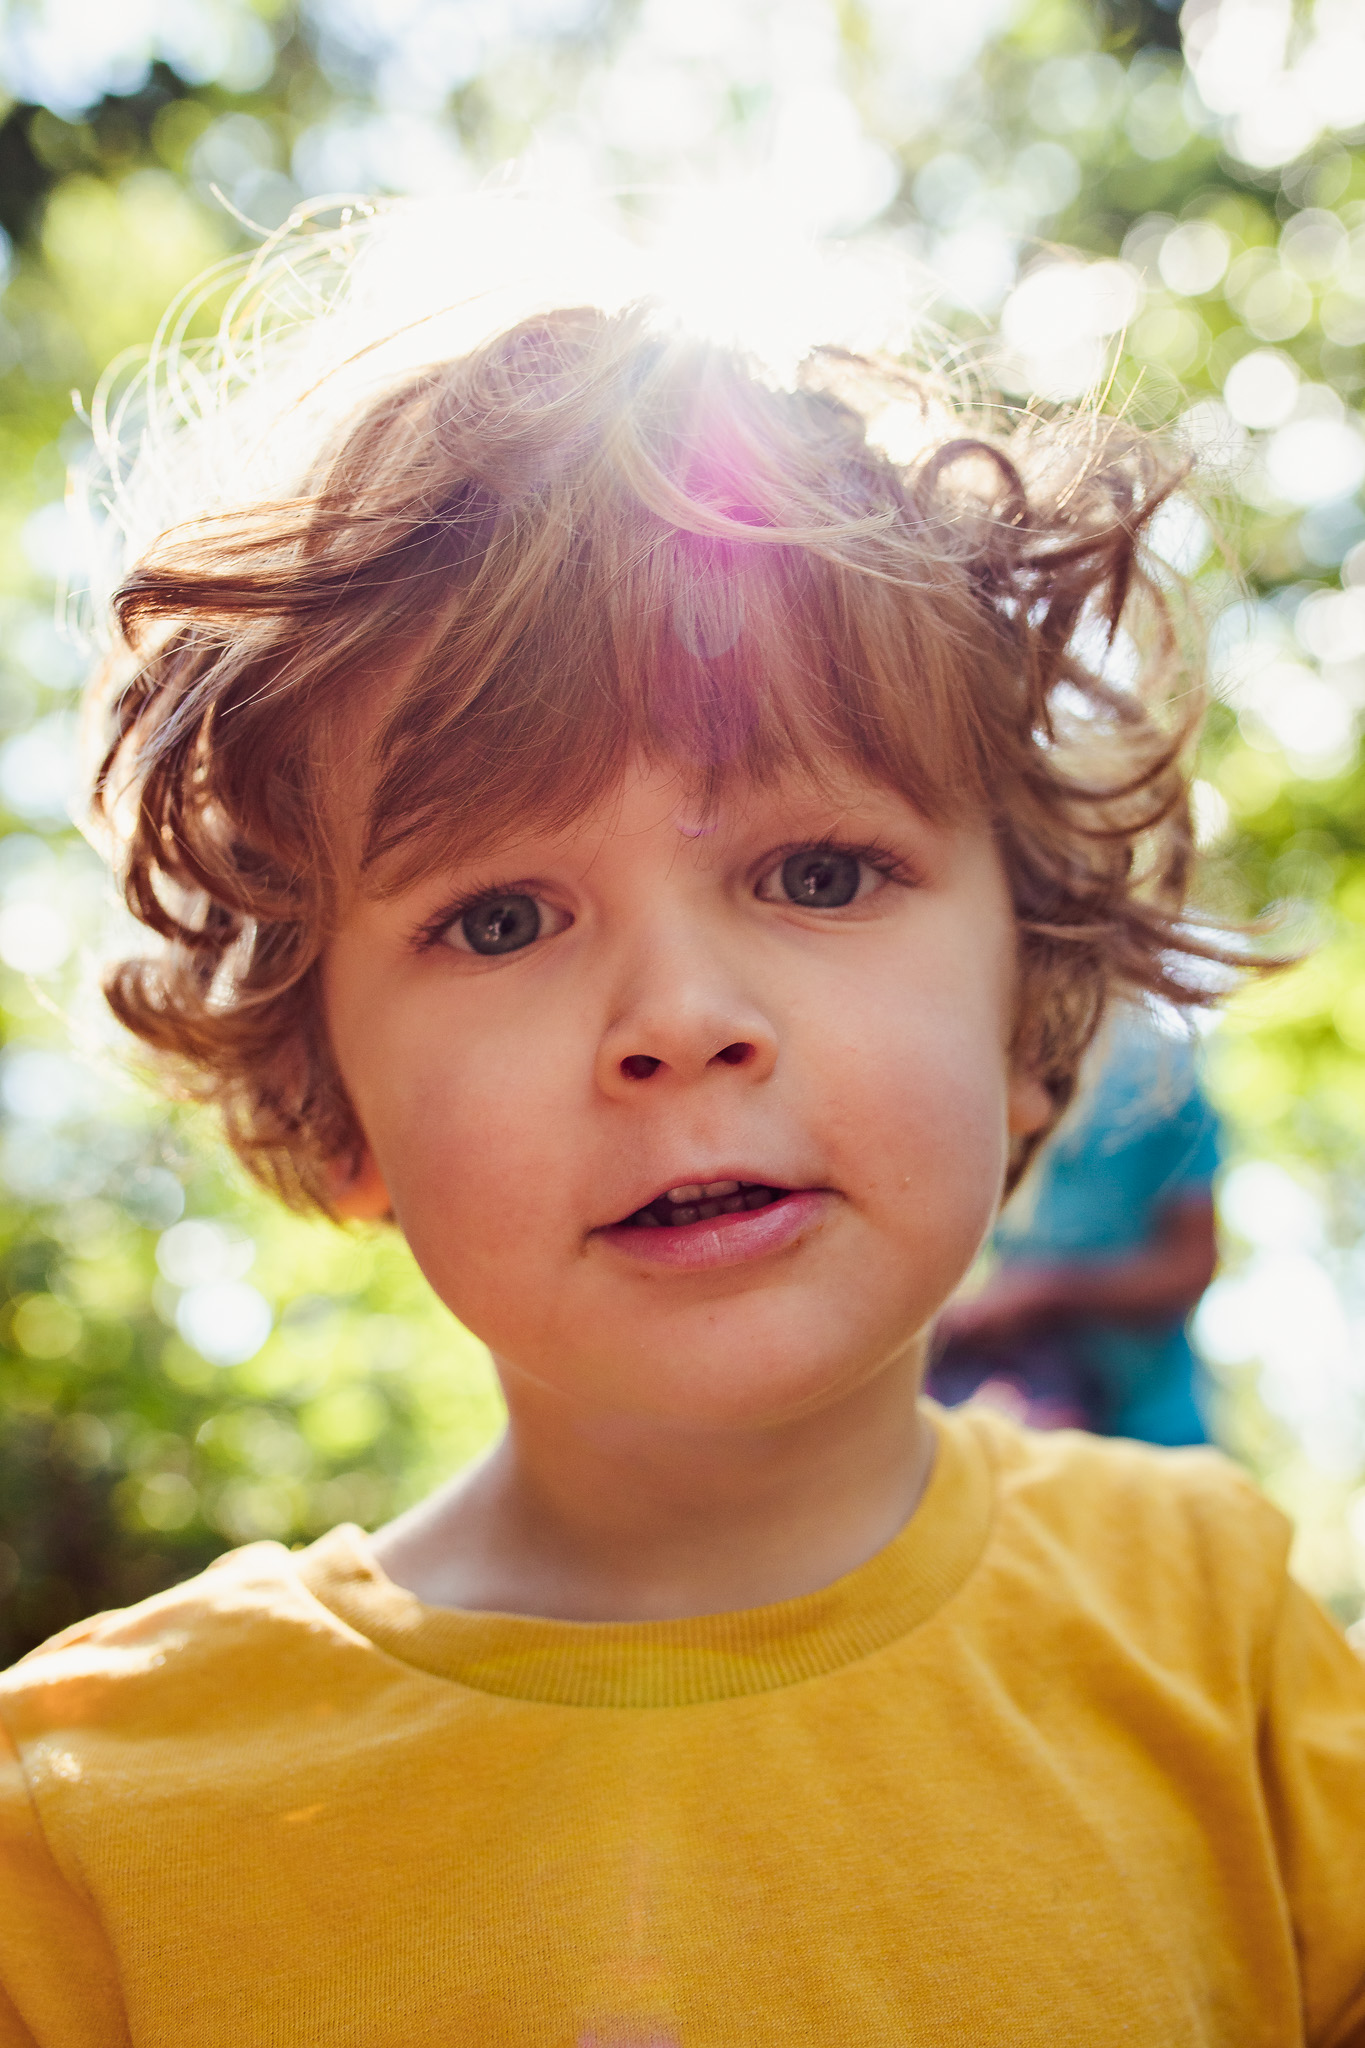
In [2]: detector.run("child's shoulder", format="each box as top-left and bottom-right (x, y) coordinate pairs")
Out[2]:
(947, 1403), (1296, 1665)
(963, 1402), (1283, 1527)
(0, 1535), (352, 1742)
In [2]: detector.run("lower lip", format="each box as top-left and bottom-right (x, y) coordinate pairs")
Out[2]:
(595, 1191), (830, 1272)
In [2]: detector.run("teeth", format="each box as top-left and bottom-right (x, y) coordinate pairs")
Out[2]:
(620, 1182), (786, 1229)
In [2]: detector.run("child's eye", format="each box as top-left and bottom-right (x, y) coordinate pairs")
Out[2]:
(756, 846), (885, 910)
(441, 892), (569, 956)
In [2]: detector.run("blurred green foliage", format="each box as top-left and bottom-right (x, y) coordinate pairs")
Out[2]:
(0, 0), (1363, 1654)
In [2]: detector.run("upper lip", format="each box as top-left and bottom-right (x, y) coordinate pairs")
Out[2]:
(596, 1168), (816, 1230)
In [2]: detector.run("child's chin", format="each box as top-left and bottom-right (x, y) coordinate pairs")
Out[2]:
(588, 1322), (883, 1432)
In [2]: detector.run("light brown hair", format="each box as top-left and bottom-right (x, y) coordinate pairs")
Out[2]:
(91, 301), (1233, 1212)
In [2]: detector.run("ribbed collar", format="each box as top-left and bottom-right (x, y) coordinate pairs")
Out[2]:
(295, 1404), (993, 1709)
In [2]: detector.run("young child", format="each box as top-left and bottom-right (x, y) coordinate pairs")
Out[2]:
(2, 259), (1364, 2048)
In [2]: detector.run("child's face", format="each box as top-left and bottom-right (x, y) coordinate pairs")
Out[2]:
(324, 758), (1051, 1428)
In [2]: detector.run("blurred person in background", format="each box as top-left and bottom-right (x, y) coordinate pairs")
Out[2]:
(929, 1003), (1221, 1445)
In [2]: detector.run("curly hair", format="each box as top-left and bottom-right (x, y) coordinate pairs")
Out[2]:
(88, 291), (1234, 1215)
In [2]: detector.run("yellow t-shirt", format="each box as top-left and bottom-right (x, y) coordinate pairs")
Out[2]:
(2, 1405), (1364, 2047)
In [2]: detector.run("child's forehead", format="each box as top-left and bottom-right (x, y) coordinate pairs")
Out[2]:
(324, 361), (1003, 898)
(368, 756), (939, 894)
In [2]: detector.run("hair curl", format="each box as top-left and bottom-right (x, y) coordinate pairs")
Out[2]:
(90, 298), (1237, 1213)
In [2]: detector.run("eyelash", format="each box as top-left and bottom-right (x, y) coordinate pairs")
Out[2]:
(408, 837), (919, 952)
(410, 878), (547, 952)
(759, 837), (920, 894)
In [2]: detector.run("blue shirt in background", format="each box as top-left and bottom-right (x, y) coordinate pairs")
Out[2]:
(993, 1009), (1222, 1447)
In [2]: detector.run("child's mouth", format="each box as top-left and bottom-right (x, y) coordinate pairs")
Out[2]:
(598, 1181), (828, 1271)
(618, 1180), (789, 1229)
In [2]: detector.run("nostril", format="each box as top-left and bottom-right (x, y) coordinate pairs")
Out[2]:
(713, 1041), (754, 1068)
(621, 1054), (661, 1080)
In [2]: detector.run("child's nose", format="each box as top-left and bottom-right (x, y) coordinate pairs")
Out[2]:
(595, 950), (778, 1096)
(618, 1041), (757, 1083)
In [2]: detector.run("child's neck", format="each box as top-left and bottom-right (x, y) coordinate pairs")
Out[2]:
(370, 1350), (933, 1622)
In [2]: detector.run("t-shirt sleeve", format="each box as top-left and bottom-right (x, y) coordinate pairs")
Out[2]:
(1259, 1580), (1365, 2048)
(0, 1715), (130, 2048)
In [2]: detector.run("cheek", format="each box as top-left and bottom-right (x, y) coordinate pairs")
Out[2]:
(814, 948), (1012, 1232)
(350, 1000), (578, 1268)
(856, 1026), (1007, 1198)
